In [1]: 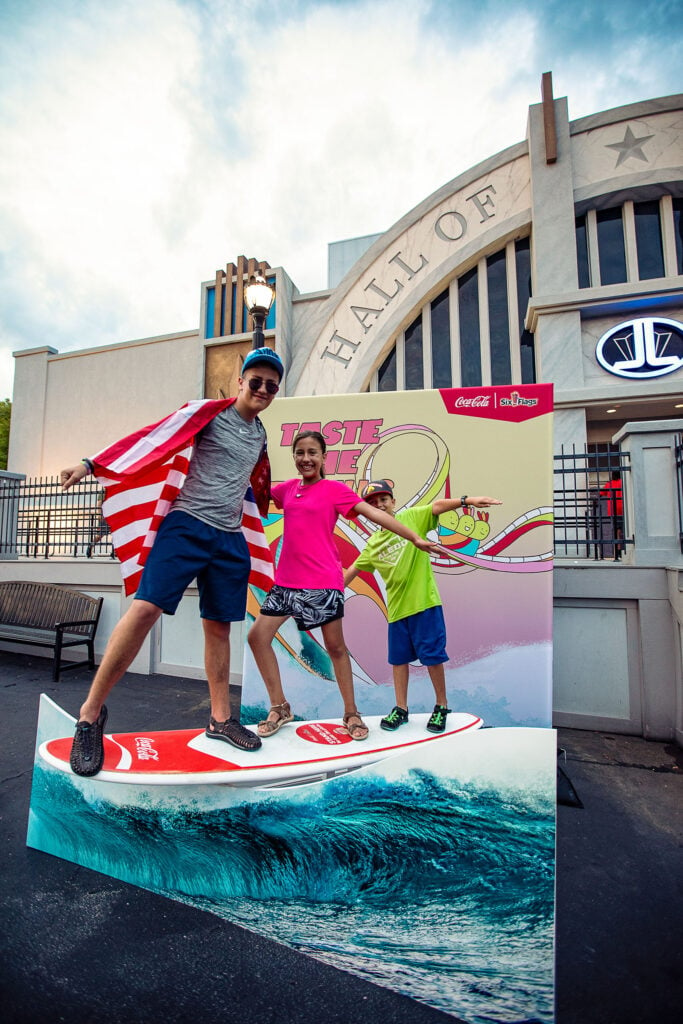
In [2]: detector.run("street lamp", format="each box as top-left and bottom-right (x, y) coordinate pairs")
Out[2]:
(244, 272), (275, 350)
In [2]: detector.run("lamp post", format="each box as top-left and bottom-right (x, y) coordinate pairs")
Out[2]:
(244, 272), (275, 350)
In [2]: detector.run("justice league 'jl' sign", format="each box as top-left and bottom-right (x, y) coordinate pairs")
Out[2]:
(29, 384), (556, 1024)
(595, 316), (683, 379)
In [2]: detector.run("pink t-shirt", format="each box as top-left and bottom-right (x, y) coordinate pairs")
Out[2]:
(271, 478), (361, 589)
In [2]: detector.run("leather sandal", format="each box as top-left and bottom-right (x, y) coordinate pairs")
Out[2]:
(206, 716), (261, 751)
(257, 700), (294, 738)
(70, 705), (108, 777)
(343, 711), (369, 741)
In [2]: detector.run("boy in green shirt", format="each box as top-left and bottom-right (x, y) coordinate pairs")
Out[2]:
(344, 480), (501, 732)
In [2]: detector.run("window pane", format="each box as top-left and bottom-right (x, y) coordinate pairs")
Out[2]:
(515, 238), (536, 384)
(487, 250), (511, 385)
(205, 287), (216, 339)
(575, 214), (590, 288)
(634, 200), (664, 279)
(597, 207), (627, 285)
(378, 347), (396, 392)
(673, 198), (683, 275)
(405, 318), (423, 390)
(431, 289), (451, 388)
(458, 267), (481, 387)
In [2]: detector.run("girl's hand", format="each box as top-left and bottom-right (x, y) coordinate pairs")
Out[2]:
(412, 536), (438, 552)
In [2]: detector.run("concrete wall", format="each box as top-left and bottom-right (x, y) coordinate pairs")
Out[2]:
(9, 331), (202, 477)
(553, 564), (680, 741)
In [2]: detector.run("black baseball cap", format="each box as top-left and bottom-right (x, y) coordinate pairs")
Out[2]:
(242, 346), (284, 381)
(361, 479), (394, 500)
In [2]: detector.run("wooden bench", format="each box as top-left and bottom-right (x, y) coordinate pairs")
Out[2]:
(0, 581), (103, 681)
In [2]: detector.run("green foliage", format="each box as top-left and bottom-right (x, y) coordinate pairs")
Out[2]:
(0, 399), (11, 471)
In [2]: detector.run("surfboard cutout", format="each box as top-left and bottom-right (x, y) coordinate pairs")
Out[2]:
(39, 712), (483, 790)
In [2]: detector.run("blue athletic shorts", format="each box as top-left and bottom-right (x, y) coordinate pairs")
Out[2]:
(136, 510), (251, 621)
(260, 585), (344, 630)
(387, 605), (449, 666)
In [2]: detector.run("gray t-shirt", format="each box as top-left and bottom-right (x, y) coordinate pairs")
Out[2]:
(172, 403), (265, 531)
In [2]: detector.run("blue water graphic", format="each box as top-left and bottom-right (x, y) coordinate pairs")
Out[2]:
(29, 762), (554, 1024)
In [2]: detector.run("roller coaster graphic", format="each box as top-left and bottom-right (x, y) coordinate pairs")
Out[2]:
(245, 423), (553, 681)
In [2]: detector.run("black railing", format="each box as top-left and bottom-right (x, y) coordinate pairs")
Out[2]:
(0, 476), (112, 559)
(553, 446), (631, 560)
(1, 454), (634, 562)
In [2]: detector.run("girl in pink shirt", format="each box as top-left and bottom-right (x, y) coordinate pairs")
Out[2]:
(247, 430), (434, 740)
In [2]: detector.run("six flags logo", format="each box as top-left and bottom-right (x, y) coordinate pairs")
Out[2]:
(596, 317), (683, 379)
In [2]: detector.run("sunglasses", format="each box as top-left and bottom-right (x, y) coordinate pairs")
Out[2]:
(245, 376), (279, 395)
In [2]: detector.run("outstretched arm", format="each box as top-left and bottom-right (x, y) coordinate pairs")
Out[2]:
(343, 563), (360, 588)
(432, 495), (502, 516)
(353, 500), (435, 552)
(61, 462), (91, 491)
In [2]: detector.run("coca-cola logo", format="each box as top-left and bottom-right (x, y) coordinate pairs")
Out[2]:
(135, 737), (159, 761)
(453, 395), (491, 407)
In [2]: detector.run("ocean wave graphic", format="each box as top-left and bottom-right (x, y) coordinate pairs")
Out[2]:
(29, 764), (554, 1023)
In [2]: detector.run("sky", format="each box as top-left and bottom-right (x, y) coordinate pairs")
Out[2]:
(1, 0), (681, 400)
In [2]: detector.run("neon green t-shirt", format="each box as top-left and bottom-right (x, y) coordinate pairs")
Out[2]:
(353, 506), (440, 622)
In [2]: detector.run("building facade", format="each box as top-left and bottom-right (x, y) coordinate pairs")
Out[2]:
(6, 88), (683, 742)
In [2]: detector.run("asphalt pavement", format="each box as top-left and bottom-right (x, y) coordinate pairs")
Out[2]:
(1, 651), (682, 1024)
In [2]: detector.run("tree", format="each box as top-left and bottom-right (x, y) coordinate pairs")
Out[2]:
(0, 399), (11, 470)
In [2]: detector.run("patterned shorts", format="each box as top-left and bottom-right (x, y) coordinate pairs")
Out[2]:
(260, 585), (344, 630)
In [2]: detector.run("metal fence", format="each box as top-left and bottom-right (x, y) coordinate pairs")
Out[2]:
(0, 475), (113, 559)
(553, 445), (631, 560)
(0, 452), (637, 562)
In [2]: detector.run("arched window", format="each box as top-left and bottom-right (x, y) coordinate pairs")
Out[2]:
(369, 238), (536, 391)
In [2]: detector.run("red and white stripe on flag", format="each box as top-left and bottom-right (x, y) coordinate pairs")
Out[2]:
(93, 399), (274, 596)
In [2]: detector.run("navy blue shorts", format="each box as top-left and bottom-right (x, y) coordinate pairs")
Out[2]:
(388, 605), (449, 666)
(136, 510), (251, 621)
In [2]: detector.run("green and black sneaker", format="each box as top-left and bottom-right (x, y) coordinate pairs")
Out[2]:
(426, 704), (451, 733)
(380, 705), (409, 731)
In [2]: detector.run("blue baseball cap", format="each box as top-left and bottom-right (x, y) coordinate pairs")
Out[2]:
(242, 346), (284, 381)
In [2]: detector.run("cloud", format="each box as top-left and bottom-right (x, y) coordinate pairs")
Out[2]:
(0, 0), (680, 401)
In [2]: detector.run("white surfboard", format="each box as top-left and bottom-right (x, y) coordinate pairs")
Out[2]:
(39, 712), (483, 790)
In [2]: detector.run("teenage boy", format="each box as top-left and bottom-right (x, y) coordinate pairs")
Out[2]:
(60, 347), (283, 775)
(343, 480), (501, 732)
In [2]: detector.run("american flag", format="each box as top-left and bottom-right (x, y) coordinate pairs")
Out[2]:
(91, 399), (274, 596)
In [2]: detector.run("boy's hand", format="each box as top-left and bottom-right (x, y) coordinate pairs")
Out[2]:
(60, 464), (89, 490)
(466, 496), (502, 508)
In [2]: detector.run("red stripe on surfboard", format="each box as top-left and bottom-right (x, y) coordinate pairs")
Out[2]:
(46, 731), (238, 773)
(44, 717), (482, 776)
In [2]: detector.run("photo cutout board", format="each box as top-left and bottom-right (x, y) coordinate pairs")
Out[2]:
(28, 383), (556, 1024)
(242, 384), (554, 727)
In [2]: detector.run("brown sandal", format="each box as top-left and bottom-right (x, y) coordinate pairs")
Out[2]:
(257, 700), (294, 738)
(343, 711), (369, 741)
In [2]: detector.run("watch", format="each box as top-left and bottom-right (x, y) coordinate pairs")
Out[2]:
(460, 495), (468, 507)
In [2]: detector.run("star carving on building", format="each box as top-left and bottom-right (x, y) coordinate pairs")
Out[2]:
(605, 125), (654, 167)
